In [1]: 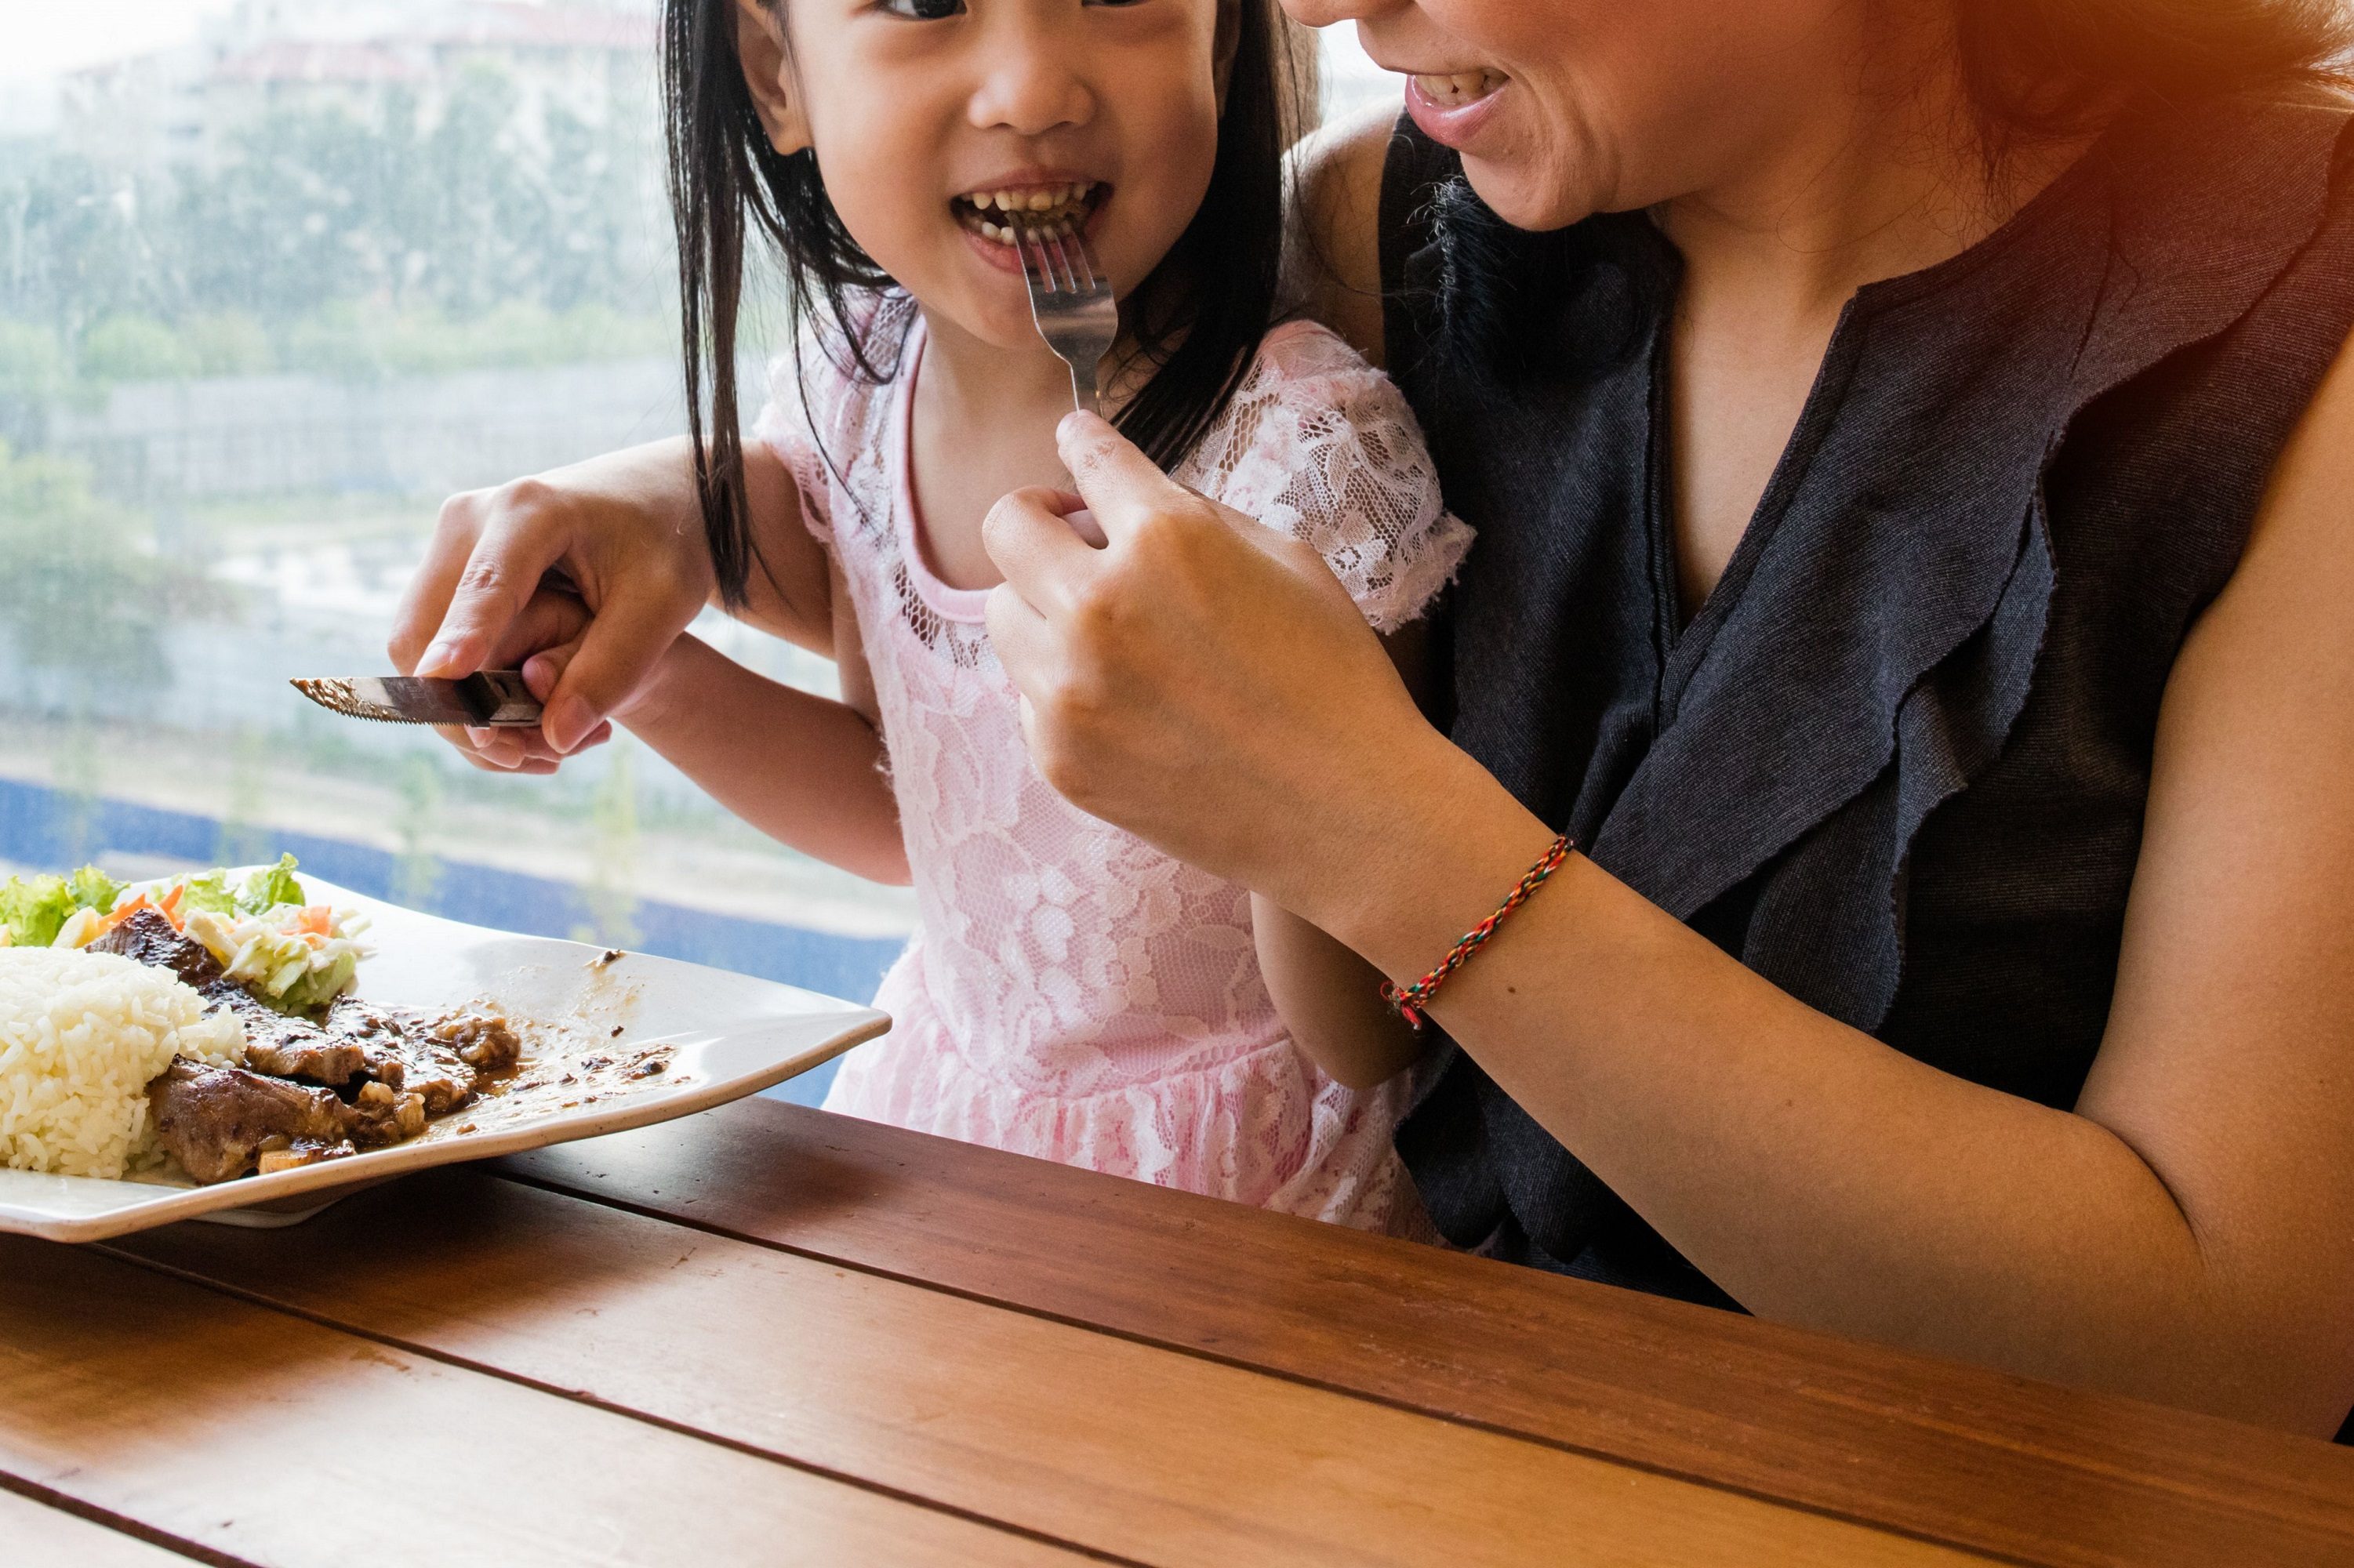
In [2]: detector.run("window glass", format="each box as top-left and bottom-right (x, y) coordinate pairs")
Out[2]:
(0, 2), (1394, 1105)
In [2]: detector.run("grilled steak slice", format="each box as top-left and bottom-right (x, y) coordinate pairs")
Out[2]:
(88, 908), (223, 989)
(320, 1000), (476, 1112)
(219, 990), (369, 1083)
(147, 1059), (360, 1185)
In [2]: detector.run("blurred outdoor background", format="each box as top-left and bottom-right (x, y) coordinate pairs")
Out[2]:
(0, 0), (1398, 1102)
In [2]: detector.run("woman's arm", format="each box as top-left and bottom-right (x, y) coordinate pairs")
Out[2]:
(985, 339), (2354, 1432)
(1251, 627), (1438, 1090)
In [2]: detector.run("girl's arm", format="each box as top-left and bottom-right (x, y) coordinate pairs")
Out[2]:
(608, 610), (909, 886)
(1252, 895), (1423, 1088)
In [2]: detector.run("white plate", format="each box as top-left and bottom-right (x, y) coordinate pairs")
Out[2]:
(0, 877), (890, 1243)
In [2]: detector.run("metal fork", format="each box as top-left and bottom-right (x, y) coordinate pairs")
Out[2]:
(1017, 227), (1117, 418)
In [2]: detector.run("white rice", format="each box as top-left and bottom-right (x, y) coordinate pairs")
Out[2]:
(0, 947), (247, 1179)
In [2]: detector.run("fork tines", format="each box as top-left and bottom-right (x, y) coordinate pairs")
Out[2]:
(1016, 223), (1118, 420)
(1019, 227), (1092, 292)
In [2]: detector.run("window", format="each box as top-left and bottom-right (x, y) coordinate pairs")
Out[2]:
(0, 2), (1394, 1105)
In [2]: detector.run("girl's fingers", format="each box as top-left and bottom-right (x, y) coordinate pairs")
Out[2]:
(982, 486), (1103, 616)
(521, 639), (578, 703)
(488, 588), (591, 671)
(541, 575), (700, 753)
(522, 636), (616, 751)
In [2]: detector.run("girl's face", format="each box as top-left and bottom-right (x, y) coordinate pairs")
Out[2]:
(743, 0), (1233, 351)
(1287, 0), (1861, 231)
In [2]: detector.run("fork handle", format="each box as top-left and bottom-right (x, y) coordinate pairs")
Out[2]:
(1068, 361), (1103, 419)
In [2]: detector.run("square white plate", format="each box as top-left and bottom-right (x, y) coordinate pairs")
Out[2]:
(0, 877), (890, 1243)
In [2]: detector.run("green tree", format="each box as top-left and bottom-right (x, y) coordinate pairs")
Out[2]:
(78, 314), (193, 382)
(0, 441), (218, 697)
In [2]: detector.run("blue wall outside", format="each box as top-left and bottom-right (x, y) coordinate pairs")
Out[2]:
(0, 776), (900, 1106)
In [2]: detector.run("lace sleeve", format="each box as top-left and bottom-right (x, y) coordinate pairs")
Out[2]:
(749, 343), (844, 546)
(1186, 324), (1474, 633)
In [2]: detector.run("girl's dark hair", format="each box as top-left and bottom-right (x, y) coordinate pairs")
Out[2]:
(662, 0), (1316, 605)
(1957, 0), (2353, 150)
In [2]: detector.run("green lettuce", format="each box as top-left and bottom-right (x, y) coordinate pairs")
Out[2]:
(237, 853), (307, 914)
(0, 864), (124, 947)
(0, 873), (76, 948)
(170, 868), (239, 917)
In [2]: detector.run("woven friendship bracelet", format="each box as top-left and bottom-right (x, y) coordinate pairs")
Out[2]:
(1382, 833), (1575, 1030)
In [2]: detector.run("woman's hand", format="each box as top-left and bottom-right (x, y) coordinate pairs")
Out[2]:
(389, 437), (718, 761)
(982, 413), (1482, 929)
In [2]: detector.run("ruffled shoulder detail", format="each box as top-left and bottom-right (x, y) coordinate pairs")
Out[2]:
(1179, 320), (1473, 633)
(1597, 96), (2354, 1031)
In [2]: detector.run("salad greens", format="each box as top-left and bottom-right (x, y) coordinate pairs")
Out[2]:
(0, 865), (126, 949)
(0, 857), (364, 1018)
(168, 855), (307, 921)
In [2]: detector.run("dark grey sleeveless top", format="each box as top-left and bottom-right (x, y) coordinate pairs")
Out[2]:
(1377, 94), (2354, 1312)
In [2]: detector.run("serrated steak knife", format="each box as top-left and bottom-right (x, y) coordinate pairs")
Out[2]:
(290, 672), (543, 727)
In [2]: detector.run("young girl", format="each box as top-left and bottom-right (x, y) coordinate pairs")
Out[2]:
(518, 0), (1469, 1230)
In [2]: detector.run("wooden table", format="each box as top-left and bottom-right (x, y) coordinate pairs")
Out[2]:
(5, 1101), (2351, 1566)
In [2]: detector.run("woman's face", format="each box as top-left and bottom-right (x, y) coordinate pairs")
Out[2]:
(1288, 0), (1861, 230)
(743, 0), (1230, 351)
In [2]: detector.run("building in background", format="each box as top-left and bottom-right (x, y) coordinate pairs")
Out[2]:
(56, 1), (657, 178)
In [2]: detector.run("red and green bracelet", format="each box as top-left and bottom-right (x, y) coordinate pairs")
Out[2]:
(1382, 833), (1575, 1029)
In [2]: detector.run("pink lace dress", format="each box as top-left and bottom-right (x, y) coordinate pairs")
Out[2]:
(755, 314), (1473, 1232)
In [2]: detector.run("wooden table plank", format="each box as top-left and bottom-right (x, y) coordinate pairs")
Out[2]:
(116, 1171), (1993, 1568)
(499, 1100), (2354, 1568)
(0, 1485), (208, 1566)
(0, 1236), (1091, 1568)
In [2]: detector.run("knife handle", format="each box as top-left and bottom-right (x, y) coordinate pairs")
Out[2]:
(460, 671), (545, 726)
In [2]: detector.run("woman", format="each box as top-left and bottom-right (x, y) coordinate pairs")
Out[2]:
(398, 0), (2354, 1435)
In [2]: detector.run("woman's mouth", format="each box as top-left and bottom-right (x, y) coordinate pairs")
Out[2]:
(952, 181), (1106, 248)
(1404, 70), (1509, 151)
(1412, 71), (1506, 108)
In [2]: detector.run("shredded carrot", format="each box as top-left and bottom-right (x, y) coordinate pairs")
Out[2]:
(296, 906), (332, 936)
(156, 884), (185, 929)
(98, 894), (154, 935)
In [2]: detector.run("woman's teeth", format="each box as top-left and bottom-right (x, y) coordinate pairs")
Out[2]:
(957, 181), (1099, 246)
(1415, 71), (1506, 106)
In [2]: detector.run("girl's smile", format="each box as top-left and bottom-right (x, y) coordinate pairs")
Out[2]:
(948, 175), (1114, 274)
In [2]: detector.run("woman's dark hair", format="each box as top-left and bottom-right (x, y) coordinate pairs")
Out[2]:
(1957, 0), (2353, 151)
(662, 0), (1316, 605)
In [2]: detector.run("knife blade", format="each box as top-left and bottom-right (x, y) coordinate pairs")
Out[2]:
(290, 672), (543, 728)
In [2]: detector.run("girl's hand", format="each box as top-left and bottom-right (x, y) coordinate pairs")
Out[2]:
(446, 587), (617, 775)
(390, 438), (717, 760)
(981, 414), (1467, 927)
